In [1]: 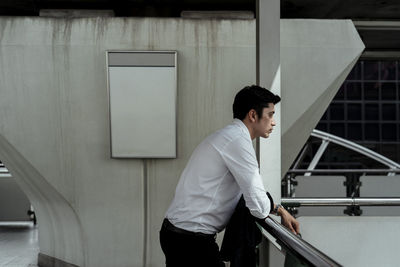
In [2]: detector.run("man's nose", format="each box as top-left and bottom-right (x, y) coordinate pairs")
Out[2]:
(271, 118), (276, 126)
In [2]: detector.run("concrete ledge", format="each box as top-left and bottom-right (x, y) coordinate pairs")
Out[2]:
(180, 11), (254, 19)
(39, 9), (115, 18)
(38, 253), (79, 267)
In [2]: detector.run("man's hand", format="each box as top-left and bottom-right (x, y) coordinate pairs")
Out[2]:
(278, 206), (300, 235)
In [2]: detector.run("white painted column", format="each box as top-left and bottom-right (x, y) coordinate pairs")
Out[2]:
(257, 0), (281, 207)
(257, 1), (283, 266)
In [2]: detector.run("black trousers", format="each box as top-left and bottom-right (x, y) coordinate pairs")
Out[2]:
(159, 219), (225, 267)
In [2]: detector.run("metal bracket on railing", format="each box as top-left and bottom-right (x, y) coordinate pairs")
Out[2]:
(305, 139), (330, 176)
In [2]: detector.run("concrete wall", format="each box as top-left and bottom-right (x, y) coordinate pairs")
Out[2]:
(0, 17), (256, 266)
(0, 16), (369, 267)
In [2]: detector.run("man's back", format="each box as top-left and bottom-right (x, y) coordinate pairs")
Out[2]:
(166, 119), (268, 234)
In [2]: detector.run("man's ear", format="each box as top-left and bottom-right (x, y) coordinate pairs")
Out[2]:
(248, 109), (257, 123)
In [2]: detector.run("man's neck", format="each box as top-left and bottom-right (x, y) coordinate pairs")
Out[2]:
(241, 118), (256, 140)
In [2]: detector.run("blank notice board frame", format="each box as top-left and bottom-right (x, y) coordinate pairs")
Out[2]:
(106, 51), (177, 158)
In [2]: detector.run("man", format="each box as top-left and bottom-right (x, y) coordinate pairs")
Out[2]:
(160, 85), (299, 267)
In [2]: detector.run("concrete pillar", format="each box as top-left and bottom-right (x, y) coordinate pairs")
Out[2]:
(257, 1), (282, 266)
(257, 0), (281, 210)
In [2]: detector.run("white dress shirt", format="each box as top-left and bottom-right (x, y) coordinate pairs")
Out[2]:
(166, 119), (271, 234)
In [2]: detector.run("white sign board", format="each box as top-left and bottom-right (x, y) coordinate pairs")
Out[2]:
(107, 51), (177, 158)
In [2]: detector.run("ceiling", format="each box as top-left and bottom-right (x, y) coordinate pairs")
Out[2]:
(0, 0), (399, 19)
(282, 0), (400, 20)
(0, 0), (399, 51)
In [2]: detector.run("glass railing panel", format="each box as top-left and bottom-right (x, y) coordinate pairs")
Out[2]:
(256, 217), (342, 267)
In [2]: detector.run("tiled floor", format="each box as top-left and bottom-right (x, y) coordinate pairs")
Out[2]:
(0, 222), (39, 267)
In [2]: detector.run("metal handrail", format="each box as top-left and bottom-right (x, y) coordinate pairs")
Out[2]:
(257, 217), (342, 267)
(288, 169), (400, 174)
(282, 197), (400, 207)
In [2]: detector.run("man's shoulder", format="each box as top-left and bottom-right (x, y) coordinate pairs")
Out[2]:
(213, 122), (241, 137)
(207, 122), (250, 149)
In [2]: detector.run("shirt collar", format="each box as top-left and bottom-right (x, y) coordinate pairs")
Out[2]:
(233, 119), (252, 141)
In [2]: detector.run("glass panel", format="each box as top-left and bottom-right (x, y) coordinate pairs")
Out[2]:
(382, 124), (397, 141)
(284, 250), (311, 267)
(381, 82), (396, 100)
(365, 123), (380, 140)
(382, 104), (396, 120)
(346, 82), (362, 100)
(364, 61), (379, 80)
(330, 104), (344, 120)
(364, 82), (380, 100)
(347, 103), (362, 120)
(365, 104), (379, 120)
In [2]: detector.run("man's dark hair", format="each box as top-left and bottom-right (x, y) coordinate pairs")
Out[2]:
(233, 85), (281, 120)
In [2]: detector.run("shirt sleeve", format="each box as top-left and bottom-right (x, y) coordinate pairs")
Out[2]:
(220, 136), (271, 219)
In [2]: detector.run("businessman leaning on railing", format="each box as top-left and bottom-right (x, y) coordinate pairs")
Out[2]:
(160, 85), (300, 267)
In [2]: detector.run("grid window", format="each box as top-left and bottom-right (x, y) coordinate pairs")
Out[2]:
(316, 123), (327, 132)
(365, 104), (379, 120)
(381, 82), (396, 100)
(347, 62), (362, 80)
(382, 104), (396, 121)
(364, 82), (380, 100)
(346, 82), (362, 100)
(315, 59), (400, 165)
(381, 61), (397, 80)
(330, 103), (345, 120)
(348, 123), (362, 140)
(347, 104), (362, 120)
(365, 123), (380, 140)
(334, 85), (345, 100)
(382, 124), (397, 141)
(398, 87), (400, 101)
(364, 61), (379, 80)
(381, 144), (399, 161)
(331, 123), (345, 137)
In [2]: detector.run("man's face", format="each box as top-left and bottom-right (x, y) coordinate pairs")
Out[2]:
(254, 104), (276, 139)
